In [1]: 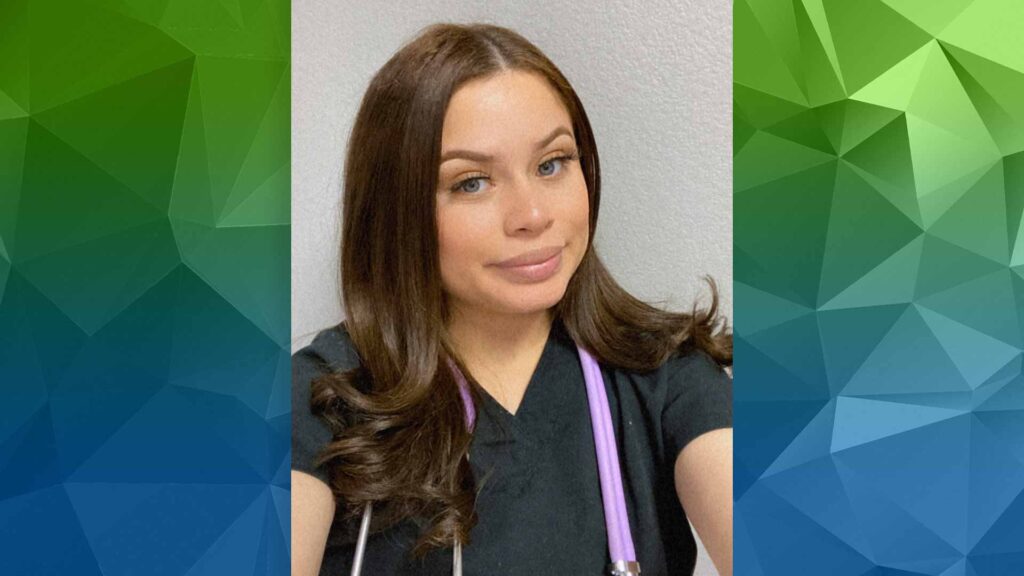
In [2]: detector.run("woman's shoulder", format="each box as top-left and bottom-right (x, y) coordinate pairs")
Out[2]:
(292, 322), (362, 380)
(603, 339), (732, 454)
(640, 345), (732, 459)
(662, 345), (731, 384)
(605, 338), (730, 389)
(291, 322), (363, 484)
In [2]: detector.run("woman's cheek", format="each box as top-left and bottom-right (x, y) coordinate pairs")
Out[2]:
(438, 207), (492, 272)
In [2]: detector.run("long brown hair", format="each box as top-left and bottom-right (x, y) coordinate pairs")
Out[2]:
(311, 22), (731, 556)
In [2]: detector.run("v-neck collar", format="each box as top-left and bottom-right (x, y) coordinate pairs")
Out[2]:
(471, 319), (579, 445)
(482, 327), (553, 417)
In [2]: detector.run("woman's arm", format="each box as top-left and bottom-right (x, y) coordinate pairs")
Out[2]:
(674, 427), (733, 576)
(291, 471), (336, 576)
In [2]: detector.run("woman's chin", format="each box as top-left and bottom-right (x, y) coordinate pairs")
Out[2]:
(489, 284), (569, 316)
(448, 274), (573, 320)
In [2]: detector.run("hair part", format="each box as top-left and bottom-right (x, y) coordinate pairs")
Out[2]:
(311, 22), (731, 557)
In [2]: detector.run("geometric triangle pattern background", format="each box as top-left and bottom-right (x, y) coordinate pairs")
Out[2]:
(0, 1), (289, 573)
(736, 0), (1024, 573)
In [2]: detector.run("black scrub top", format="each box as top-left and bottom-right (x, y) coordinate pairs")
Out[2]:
(292, 319), (732, 575)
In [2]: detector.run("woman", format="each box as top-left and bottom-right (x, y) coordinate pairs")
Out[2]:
(292, 23), (732, 576)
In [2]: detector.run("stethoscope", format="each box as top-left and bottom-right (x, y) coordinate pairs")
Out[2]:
(350, 345), (642, 576)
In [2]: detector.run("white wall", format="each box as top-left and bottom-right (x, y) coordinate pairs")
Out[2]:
(292, 2), (731, 573)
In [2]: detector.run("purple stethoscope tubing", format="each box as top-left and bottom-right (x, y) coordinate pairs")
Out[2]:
(350, 345), (640, 576)
(578, 346), (639, 569)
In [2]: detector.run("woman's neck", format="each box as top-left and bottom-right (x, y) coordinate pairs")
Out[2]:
(449, 307), (553, 356)
(447, 306), (554, 414)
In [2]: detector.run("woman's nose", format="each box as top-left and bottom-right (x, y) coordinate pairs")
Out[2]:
(502, 176), (554, 236)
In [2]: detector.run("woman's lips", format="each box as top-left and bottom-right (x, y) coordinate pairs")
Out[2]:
(490, 246), (564, 283)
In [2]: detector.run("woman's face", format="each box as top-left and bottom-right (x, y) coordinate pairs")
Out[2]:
(436, 70), (590, 322)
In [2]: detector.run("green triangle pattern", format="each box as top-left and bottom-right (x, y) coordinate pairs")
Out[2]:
(0, 1), (290, 573)
(737, 1), (1024, 572)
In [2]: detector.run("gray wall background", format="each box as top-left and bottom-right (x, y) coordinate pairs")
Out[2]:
(292, 2), (731, 574)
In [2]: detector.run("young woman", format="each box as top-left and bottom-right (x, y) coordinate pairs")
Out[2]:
(292, 23), (733, 576)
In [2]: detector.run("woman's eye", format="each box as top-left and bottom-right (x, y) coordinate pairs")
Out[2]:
(538, 158), (562, 177)
(539, 153), (576, 177)
(453, 177), (488, 194)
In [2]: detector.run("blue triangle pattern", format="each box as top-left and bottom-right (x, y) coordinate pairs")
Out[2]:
(0, 1), (290, 573)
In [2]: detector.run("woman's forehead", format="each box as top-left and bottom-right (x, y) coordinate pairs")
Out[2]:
(439, 70), (574, 158)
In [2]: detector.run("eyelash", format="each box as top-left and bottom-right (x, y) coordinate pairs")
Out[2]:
(449, 152), (580, 194)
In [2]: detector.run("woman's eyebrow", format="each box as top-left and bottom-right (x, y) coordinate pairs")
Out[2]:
(440, 148), (493, 164)
(533, 125), (574, 151)
(439, 125), (574, 164)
